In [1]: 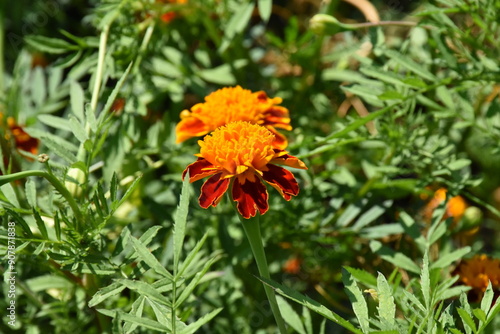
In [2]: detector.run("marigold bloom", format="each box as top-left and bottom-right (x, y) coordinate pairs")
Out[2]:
(156, 0), (187, 23)
(422, 188), (467, 223)
(457, 255), (500, 296)
(1, 115), (39, 156)
(176, 86), (292, 150)
(283, 256), (302, 274)
(182, 121), (307, 219)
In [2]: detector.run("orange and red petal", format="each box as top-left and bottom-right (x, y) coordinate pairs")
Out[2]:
(199, 173), (231, 208)
(182, 158), (218, 182)
(262, 164), (299, 201)
(266, 126), (288, 150)
(175, 117), (209, 143)
(270, 151), (308, 170)
(263, 106), (292, 131)
(232, 176), (269, 219)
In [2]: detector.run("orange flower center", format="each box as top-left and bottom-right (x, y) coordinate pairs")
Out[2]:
(183, 86), (282, 130)
(197, 122), (277, 177)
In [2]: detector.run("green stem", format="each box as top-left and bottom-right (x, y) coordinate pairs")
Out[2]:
(239, 215), (287, 333)
(0, 170), (84, 232)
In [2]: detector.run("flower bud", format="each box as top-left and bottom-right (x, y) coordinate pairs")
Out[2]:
(65, 167), (86, 197)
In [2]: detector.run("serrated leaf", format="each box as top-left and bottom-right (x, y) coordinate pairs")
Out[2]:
(70, 81), (85, 121)
(259, 277), (363, 333)
(352, 200), (392, 231)
(277, 296), (307, 334)
(342, 269), (370, 333)
(88, 281), (127, 307)
(119, 279), (171, 308)
(69, 116), (88, 143)
(40, 134), (78, 164)
(457, 308), (477, 332)
(480, 282), (494, 317)
(343, 266), (378, 287)
(173, 172), (190, 273)
(472, 308), (486, 323)
(130, 236), (173, 279)
(431, 247), (471, 269)
(385, 49), (436, 81)
(377, 272), (396, 326)
(97, 309), (170, 332)
(1, 183), (20, 207)
(33, 209), (49, 239)
(113, 174), (142, 212)
(38, 114), (71, 131)
(370, 240), (421, 274)
(178, 308), (223, 334)
(25, 35), (77, 54)
(99, 62), (133, 120)
(25, 178), (37, 208)
(421, 251), (431, 309)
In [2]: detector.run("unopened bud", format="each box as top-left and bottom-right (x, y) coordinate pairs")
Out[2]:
(37, 153), (50, 163)
(462, 206), (482, 230)
(65, 167), (86, 197)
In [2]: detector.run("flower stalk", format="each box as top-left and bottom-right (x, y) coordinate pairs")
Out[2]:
(238, 212), (287, 333)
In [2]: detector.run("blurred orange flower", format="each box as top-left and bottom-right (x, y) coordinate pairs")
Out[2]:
(422, 188), (467, 223)
(457, 255), (500, 298)
(1, 114), (39, 157)
(176, 86), (292, 149)
(283, 256), (302, 274)
(156, 0), (187, 23)
(182, 121), (307, 219)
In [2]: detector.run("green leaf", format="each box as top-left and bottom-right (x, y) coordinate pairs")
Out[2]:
(38, 115), (71, 131)
(384, 49), (436, 82)
(113, 174), (142, 212)
(480, 282), (494, 317)
(378, 91), (405, 100)
(39, 134), (78, 164)
(97, 309), (171, 332)
(178, 308), (223, 334)
(70, 81), (85, 121)
(173, 172), (191, 273)
(457, 308), (477, 333)
(69, 116), (88, 143)
(99, 62), (133, 120)
(421, 251), (431, 310)
(370, 240), (421, 274)
(377, 272), (396, 326)
(88, 281), (127, 307)
(431, 247), (471, 269)
(277, 296), (307, 334)
(119, 279), (171, 308)
(258, 276), (363, 333)
(472, 308), (486, 323)
(257, 0), (272, 22)
(1, 183), (20, 207)
(32, 209), (49, 239)
(343, 266), (378, 287)
(24, 35), (77, 54)
(130, 236), (173, 279)
(177, 232), (209, 277)
(352, 200), (393, 231)
(219, 2), (255, 52)
(342, 268), (370, 333)
(25, 178), (36, 208)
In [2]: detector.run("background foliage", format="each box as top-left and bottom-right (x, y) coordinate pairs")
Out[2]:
(1, 0), (500, 333)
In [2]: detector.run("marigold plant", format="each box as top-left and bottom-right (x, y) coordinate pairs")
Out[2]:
(457, 255), (500, 298)
(176, 86), (292, 149)
(182, 121), (307, 218)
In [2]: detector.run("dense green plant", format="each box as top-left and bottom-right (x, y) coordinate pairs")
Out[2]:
(1, 0), (500, 333)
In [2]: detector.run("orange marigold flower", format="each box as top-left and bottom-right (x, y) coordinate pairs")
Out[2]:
(457, 255), (500, 294)
(4, 116), (39, 156)
(283, 256), (302, 274)
(176, 86), (292, 150)
(157, 0), (187, 23)
(422, 188), (467, 223)
(182, 121), (307, 219)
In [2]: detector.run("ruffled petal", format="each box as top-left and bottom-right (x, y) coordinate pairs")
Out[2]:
(199, 173), (231, 208)
(232, 175), (269, 219)
(182, 158), (218, 182)
(262, 164), (299, 201)
(263, 106), (292, 131)
(266, 126), (288, 150)
(270, 150), (308, 170)
(175, 117), (209, 143)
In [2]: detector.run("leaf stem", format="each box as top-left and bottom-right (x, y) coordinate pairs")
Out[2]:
(239, 214), (287, 333)
(0, 170), (84, 232)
